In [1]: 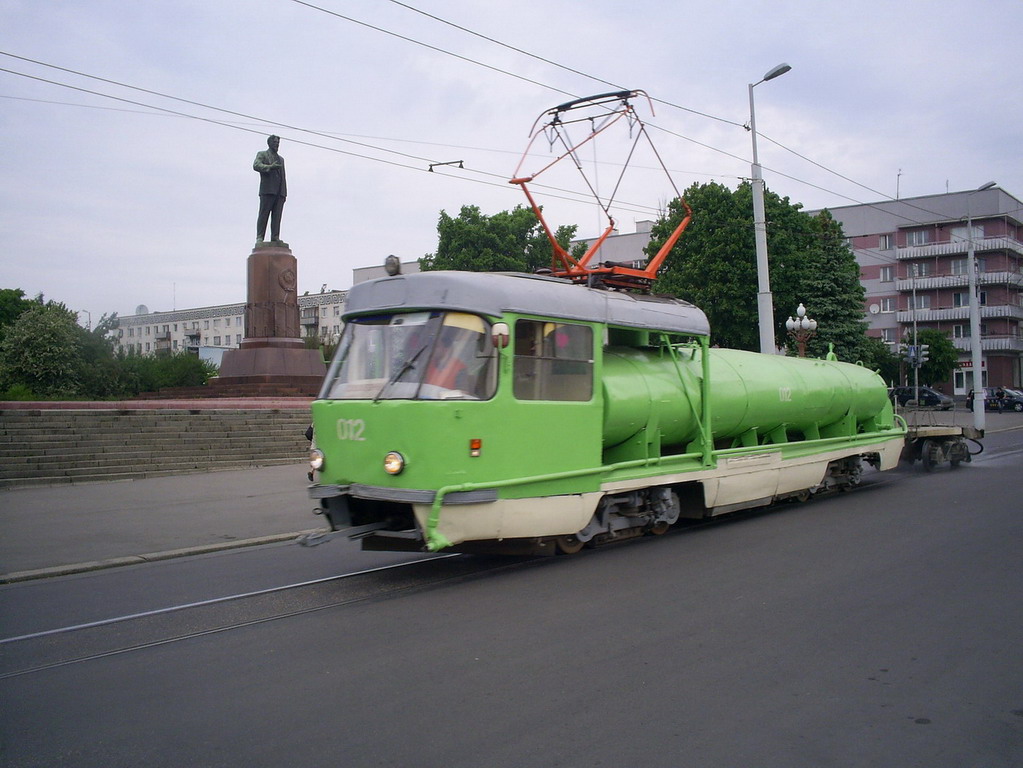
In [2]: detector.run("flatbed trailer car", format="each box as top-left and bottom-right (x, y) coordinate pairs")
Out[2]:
(902, 423), (983, 471)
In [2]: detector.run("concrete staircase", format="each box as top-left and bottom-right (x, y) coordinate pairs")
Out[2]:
(0, 408), (312, 488)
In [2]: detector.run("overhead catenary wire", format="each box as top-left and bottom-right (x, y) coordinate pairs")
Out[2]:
(0, 56), (666, 219)
(1, 0), (1001, 235)
(313, 1), (993, 229)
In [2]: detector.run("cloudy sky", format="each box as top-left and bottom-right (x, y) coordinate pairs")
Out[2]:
(3, 0), (1020, 323)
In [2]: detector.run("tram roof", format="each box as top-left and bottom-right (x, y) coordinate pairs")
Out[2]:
(343, 271), (710, 336)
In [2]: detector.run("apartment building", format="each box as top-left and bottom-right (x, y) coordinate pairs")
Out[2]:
(821, 187), (1023, 393)
(112, 259), (422, 359)
(114, 290), (348, 360)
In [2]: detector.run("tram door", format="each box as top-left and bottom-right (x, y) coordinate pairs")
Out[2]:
(510, 319), (601, 475)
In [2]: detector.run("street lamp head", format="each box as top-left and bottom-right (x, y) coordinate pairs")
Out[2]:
(763, 63), (792, 82)
(977, 181), (996, 191)
(786, 317), (796, 331)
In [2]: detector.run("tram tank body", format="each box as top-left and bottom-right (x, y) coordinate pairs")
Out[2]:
(308, 271), (906, 555)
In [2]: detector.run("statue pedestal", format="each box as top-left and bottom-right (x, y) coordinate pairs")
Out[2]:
(211, 244), (326, 396)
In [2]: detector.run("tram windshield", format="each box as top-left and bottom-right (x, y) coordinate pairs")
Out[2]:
(323, 311), (498, 400)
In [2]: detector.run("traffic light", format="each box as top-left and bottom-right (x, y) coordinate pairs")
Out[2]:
(918, 344), (930, 365)
(902, 344), (918, 366)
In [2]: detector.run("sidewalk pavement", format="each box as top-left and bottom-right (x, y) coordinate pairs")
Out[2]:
(1, 407), (1020, 584)
(0, 462), (324, 583)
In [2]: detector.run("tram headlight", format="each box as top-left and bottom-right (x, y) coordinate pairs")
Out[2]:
(383, 451), (405, 475)
(309, 448), (325, 472)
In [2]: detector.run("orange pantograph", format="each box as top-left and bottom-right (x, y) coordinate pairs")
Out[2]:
(510, 90), (691, 292)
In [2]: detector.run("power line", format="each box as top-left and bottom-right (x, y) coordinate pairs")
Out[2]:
(340, 2), (985, 228)
(384, 0), (744, 128)
(288, 0), (577, 101)
(0, 61), (671, 219)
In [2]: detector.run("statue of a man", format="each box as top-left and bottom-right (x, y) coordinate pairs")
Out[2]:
(254, 135), (287, 245)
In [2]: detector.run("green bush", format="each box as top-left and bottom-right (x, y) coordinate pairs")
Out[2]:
(2, 383), (37, 400)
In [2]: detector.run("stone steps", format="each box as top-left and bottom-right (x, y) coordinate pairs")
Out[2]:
(0, 408), (311, 488)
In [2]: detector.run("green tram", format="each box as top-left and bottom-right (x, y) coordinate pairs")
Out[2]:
(307, 270), (907, 555)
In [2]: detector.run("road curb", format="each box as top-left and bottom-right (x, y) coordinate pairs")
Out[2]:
(0, 528), (326, 585)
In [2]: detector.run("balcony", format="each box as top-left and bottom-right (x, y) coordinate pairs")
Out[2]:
(895, 270), (1023, 292)
(951, 336), (1023, 353)
(896, 235), (1023, 261)
(154, 331), (171, 341)
(897, 304), (1023, 324)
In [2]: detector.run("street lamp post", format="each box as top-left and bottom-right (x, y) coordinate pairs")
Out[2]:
(785, 303), (817, 357)
(967, 181), (996, 431)
(749, 62), (791, 356)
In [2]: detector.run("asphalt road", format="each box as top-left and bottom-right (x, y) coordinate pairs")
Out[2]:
(1, 434), (1021, 767)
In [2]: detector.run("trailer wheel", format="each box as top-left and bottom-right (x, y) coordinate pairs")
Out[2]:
(921, 439), (939, 472)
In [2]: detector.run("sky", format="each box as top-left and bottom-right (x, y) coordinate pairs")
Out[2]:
(2, 0), (1021, 324)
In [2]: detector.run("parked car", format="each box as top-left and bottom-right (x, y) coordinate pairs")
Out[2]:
(889, 386), (955, 410)
(966, 387), (1023, 412)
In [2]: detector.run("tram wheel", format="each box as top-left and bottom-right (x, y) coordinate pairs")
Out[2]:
(555, 535), (585, 555)
(650, 521), (670, 535)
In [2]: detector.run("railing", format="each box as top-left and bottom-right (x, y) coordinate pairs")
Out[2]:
(951, 336), (1023, 353)
(896, 304), (1023, 323)
(895, 270), (1023, 292)
(896, 235), (1023, 260)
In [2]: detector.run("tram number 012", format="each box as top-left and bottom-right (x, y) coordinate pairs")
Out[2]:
(336, 418), (366, 441)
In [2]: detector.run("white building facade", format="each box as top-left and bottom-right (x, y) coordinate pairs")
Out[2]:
(114, 291), (348, 358)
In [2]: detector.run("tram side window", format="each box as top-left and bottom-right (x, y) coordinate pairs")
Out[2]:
(513, 319), (593, 401)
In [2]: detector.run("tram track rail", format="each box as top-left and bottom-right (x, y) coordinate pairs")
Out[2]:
(0, 465), (938, 683)
(0, 553), (524, 681)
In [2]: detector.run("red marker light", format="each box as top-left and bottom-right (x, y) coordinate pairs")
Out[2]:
(469, 438), (482, 457)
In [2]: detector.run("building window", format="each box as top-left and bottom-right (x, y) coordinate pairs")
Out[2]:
(906, 230), (932, 246)
(954, 292), (988, 307)
(880, 328), (896, 343)
(908, 262), (932, 277)
(908, 294), (931, 310)
(952, 258), (986, 275)
(173, 340), (178, 350)
(235, 334), (241, 344)
(204, 320), (210, 330)
(880, 298), (895, 313)
(880, 266), (894, 282)
(145, 343), (150, 352)
(879, 234), (894, 250)
(334, 306), (341, 316)
(213, 336), (221, 346)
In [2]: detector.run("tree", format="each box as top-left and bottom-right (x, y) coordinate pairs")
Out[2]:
(0, 302), (84, 398)
(858, 336), (901, 385)
(0, 288), (36, 337)
(648, 182), (868, 359)
(905, 328), (959, 387)
(421, 204), (577, 273)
